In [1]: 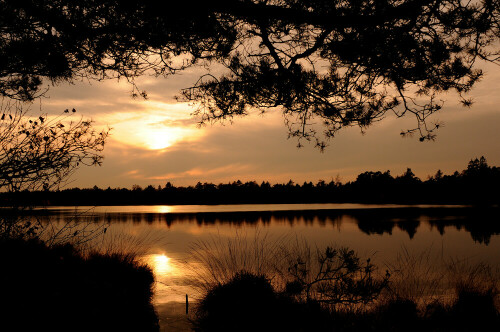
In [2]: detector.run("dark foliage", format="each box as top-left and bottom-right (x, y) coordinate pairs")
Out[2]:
(0, 101), (109, 193)
(194, 272), (500, 331)
(451, 287), (500, 331)
(1, 1), (499, 144)
(376, 298), (421, 331)
(0, 0), (237, 100)
(370, 294), (500, 331)
(3, 156), (498, 206)
(194, 271), (333, 332)
(284, 247), (390, 307)
(0, 238), (159, 332)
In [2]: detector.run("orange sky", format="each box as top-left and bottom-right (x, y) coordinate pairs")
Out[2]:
(40, 61), (500, 188)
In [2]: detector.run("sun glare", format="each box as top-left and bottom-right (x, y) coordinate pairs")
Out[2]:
(155, 206), (174, 213)
(103, 105), (202, 151)
(149, 253), (175, 274)
(140, 127), (189, 150)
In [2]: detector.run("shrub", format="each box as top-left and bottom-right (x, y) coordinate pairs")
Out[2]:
(0, 238), (159, 332)
(194, 271), (332, 332)
(282, 246), (390, 310)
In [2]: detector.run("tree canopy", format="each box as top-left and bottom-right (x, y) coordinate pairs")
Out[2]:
(2, 0), (499, 147)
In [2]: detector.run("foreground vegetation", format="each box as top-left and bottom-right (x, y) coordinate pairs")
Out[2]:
(188, 236), (500, 332)
(0, 232), (159, 332)
(193, 271), (499, 332)
(3, 157), (498, 206)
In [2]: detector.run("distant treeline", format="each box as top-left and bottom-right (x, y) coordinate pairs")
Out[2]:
(2, 157), (499, 206)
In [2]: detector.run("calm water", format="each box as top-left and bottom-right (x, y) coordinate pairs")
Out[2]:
(34, 204), (500, 306)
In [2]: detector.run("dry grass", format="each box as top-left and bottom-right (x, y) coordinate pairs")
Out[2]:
(382, 245), (500, 311)
(447, 257), (500, 306)
(384, 245), (448, 306)
(95, 228), (163, 257)
(185, 230), (288, 297)
(187, 235), (500, 315)
(186, 232), (391, 311)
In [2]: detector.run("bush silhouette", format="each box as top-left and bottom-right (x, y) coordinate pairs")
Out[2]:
(0, 238), (158, 332)
(450, 287), (499, 331)
(376, 298), (420, 331)
(194, 271), (332, 332)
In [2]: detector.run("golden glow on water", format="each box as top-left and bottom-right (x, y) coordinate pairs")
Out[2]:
(156, 206), (173, 213)
(142, 252), (191, 303)
(147, 253), (176, 275)
(44, 203), (469, 214)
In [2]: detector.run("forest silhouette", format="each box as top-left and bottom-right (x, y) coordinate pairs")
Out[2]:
(3, 156), (498, 206)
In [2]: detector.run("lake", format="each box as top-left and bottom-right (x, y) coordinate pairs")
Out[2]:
(32, 204), (500, 329)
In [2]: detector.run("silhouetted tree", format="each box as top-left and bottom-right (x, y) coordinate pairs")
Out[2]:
(463, 156), (491, 177)
(356, 171), (394, 186)
(0, 100), (109, 242)
(183, 0), (500, 147)
(0, 100), (108, 192)
(284, 246), (390, 308)
(1, 1), (499, 146)
(460, 156), (500, 204)
(396, 168), (421, 185)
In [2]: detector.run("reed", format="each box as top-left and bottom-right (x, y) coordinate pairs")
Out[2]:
(186, 230), (288, 297)
(189, 236), (500, 331)
(383, 245), (448, 306)
(187, 232), (390, 311)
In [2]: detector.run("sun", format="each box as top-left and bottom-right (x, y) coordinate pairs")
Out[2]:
(140, 127), (189, 150)
(149, 253), (175, 274)
(103, 107), (202, 151)
(154, 253), (170, 265)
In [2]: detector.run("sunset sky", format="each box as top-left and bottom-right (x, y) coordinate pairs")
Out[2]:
(40, 61), (500, 189)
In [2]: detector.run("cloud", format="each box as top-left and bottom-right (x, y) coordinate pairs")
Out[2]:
(100, 105), (203, 150)
(147, 163), (255, 182)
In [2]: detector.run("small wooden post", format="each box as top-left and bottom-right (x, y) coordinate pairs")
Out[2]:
(186, 294), (189, 315)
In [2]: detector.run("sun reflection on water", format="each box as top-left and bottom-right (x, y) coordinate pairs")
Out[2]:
(143, 253), (192, 303)
(155, 206), (173, 214)
(146, 253), (176, 275)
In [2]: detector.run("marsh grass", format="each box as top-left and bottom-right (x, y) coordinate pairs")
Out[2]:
(187, 232), (390, 311)
(447, 258), (500, 297)
(92, 227), (163, 257)
(189, 236), (500, 331)
(447, 257), (500, 316)
(382, 246), (500, 311)
(188, 234), (500, 315)
(186, 230), (289, 297)
(383, 245), (448, 306)
(30, 209), (166, 262)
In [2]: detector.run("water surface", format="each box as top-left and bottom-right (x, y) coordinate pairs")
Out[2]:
(34, 204), (500, 306)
